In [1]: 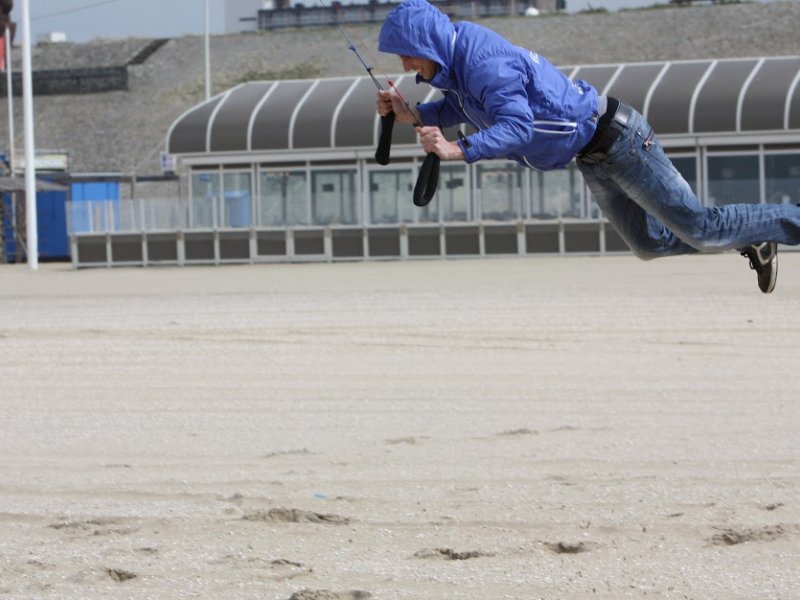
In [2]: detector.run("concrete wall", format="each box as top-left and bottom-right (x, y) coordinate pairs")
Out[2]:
(0, 67), (128, 96)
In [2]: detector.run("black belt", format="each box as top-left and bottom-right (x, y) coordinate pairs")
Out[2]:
(577, 97), (634, 160)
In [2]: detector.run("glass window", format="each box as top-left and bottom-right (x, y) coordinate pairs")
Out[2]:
(260, 170), (308, 226)
(69, 201), (112, 233)
(477, 162), (522, 221)
(369, 169), (414, 224)
(68, 202), (93, 234)
(143, 197), (184, 231)
(191, 172), (219, 228)
(222, 172), (252, 228)
(115, 200), (141, 233)
(765, 154), (800, 205)
(536, 166), (580, 219)
(669, 155), (698, 197)
(311, 169), (358, 225)
(707, 155), (760, 206)
(438, 164), (470, 222)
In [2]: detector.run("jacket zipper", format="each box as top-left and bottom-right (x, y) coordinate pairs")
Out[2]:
(444, 87), (488, 130)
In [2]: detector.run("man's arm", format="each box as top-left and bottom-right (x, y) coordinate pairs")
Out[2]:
(417, 126), (464, 160)
(376, 90), (416, 124)
(377, 90), (463, 128)
(376, 90), (466, 161)
(457, 58), (534, 163)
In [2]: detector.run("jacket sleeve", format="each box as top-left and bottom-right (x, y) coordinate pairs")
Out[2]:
(456, 57), (534, 163)
(415, 94), (464, 129)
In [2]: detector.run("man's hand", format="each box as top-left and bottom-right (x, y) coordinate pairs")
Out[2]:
(417, 126), (464, 161)
(376, 90), (416, 125)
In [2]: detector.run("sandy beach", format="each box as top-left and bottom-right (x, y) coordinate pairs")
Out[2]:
(1, 254), (798, 599)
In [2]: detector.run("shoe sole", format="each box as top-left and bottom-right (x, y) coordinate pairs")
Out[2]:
(761, 254), (777, 294)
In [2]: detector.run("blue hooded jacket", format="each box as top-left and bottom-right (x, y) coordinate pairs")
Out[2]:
(378, 0), (600, 170)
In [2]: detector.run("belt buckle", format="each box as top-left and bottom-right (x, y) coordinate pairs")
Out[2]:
(612, 102), (632, 128)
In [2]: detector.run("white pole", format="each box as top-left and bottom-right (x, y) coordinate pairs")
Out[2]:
(204, 0), (211, 100)
(21, 0), (37, 269)
(5, 32), (14, 175)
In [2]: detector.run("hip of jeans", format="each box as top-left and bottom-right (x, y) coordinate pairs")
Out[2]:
(577, 100), (637, 163)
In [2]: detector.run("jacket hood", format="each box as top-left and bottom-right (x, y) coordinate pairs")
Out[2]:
(378, 0), (455, 88)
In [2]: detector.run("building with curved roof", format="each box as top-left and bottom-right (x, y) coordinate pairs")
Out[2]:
(70, 53), (800, 266)
(166, 56), (800, 156)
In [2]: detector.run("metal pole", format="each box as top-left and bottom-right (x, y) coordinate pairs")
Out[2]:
(204, 0), (211, 100)
(21, 0), (37, 269)
(5, 31), (14, 174)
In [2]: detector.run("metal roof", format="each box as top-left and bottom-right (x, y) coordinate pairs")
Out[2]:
(0, 177), (69, 193)
(166, 56), (800, 156)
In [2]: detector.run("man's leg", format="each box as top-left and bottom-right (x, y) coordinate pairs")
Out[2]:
(577, 159), (700, 259)
(603, 110), (800, 252)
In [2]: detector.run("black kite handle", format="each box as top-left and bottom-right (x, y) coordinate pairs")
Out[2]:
(375, 112), (395, 165)
(413, 152), (440, 207)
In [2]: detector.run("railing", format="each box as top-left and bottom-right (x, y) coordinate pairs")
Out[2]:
(67, 198), (187, 234)
(66, 194), (585, 235)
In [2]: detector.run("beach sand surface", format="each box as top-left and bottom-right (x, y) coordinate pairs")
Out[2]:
(0, 254), (798, 599)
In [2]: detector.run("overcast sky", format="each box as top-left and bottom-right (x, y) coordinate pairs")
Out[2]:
(18, 0), (774, 44)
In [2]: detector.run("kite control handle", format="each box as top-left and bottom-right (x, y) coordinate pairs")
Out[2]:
(413, 152), (440, 207)
(373, 106), (439, 206)
(374, 112), (395, 165)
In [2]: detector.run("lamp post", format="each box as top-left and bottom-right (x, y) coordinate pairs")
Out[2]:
(204, 0), (211, 100)
(5, 29), (13, 175)
(20, 0), (37, 269)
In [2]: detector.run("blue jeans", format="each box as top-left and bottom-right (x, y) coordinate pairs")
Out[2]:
(577, 106), (800, 259)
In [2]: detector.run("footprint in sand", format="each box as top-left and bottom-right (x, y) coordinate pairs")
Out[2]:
(493, 428), (537, 437)
(543, 541), (598, 554)
(385, 436), (428, 445)
(68, 567), (138, 584)
(709, 525), (785, 546)
(48, 519), (139, 537)
(209, 556), (311, 581)
(413, 547), (493, 560)
(105, 568), (138, 583)
(241, 508), (350, 525)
